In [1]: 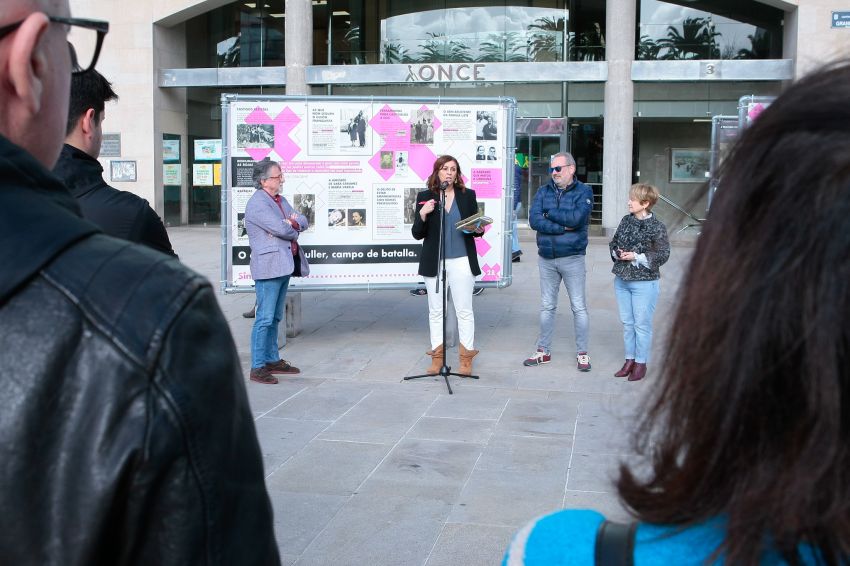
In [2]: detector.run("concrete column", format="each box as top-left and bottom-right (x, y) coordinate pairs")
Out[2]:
(601, 0), (636, 232)
(285, 0), (312, 95)
(282, 0), (312, 340)
(152, 23), (189, 223)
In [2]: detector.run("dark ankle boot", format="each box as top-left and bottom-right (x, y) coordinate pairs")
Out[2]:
(628, 363), (647, 381)
(614, 359), (634, 377)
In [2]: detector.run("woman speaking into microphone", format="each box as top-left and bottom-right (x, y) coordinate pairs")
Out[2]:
(412, 155), (485, 376)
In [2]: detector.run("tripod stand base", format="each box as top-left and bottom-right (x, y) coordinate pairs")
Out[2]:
(405, 363), (480, 394)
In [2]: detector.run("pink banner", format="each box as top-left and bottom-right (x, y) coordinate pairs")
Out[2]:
(470, 168), (503, 199)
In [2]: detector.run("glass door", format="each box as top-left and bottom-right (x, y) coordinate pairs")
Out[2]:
(515, 120), (566, 220)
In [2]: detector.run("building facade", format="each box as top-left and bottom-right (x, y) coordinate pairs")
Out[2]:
(69, 0), (849, 231)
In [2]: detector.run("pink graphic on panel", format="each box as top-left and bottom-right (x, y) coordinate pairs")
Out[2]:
(418, 104), (442, 133)
(473, 224), (493, 256)
(273, 107), (302, 162)
(243, 108), (274, 161)
(245, 107), (272, 123)
(470, 168), (503, 199)
(242, 106), (302, 162)
(369, 105), (411, 180)
(369, 106), (410, 151)
(368, 104), (439, 181)
(479, 262), (501, 282)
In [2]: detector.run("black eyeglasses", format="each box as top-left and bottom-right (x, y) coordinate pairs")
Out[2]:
(548, 165), (573, 173)
(0, 16), (109, 75)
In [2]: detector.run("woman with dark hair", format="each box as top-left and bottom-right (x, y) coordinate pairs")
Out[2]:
(503, 61), (850, 564)
(412, 155), (484, 376)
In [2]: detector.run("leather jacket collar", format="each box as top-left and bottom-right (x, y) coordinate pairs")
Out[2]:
(0, 135), (99, 304)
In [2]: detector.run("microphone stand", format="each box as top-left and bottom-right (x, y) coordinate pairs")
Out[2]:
(405, 181), (478, 394)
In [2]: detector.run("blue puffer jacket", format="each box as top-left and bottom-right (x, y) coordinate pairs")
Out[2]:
(529, 178), (593, 259)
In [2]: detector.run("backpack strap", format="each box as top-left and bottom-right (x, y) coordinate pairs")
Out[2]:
(594, 520), (637, 566)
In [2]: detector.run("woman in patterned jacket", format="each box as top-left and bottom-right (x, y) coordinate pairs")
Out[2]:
(608, 183), (670, 381)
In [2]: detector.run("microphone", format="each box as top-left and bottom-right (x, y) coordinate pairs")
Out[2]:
(439, 180), (450, 190)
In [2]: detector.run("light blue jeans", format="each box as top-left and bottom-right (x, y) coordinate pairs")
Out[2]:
(251, 275), (291, 369)
(537, 255), (589, 354)
(511, 202), (522, 254)
(613, 277), (659, 364)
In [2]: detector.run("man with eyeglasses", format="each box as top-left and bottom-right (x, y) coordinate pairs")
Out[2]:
(523, 152), (594, 372)
(0, 2), (279, 564)
(54, 69), (177, 257)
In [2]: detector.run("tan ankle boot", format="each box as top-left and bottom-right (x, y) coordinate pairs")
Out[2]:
(458, 344), (479, 376)
(426, 344), (444, 375)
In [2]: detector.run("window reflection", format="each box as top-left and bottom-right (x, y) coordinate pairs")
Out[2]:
(637, 0), (782, 60)
(380, 7), (569, 63)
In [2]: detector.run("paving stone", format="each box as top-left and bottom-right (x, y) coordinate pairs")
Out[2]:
(267, 380), (372, 421)
(407, 416), (496, 444)
(246, 379), (315, 415)
(567, 452), (623, 492)
(426, 391), (508, 420)
(358, 438), (483, 503)
(254, 417), (331, 475)
(425, 523), (516, 566)
(572, 411), (634, 455)
(494, 398), (580, 438)
(267, 491), (349, 556)
(449, 468), (566, 528)
(475, 434), (573, 474)
(266, 439), (391, 495)
(318, 389), (438, 444)
(296, 494), (451, 566)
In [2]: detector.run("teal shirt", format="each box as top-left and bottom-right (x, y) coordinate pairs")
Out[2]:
(503, 510), (825, 565)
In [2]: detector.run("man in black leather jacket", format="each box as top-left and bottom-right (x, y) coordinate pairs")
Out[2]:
(53, 68), (177, 257)
(0, 2), (279, 564)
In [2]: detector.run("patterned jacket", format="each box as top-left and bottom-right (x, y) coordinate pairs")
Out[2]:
(608, 213), (670, 281)
(245, 188), (310, 281)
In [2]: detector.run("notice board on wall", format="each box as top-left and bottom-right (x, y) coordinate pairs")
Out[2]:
(220, 94), (517, 293)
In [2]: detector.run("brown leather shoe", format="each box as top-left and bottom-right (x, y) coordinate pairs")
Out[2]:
(628, 363), (647, 382)
(614, 359), (635, 377)
(250, 366), (279, 384)
(265, 359), (300, 374)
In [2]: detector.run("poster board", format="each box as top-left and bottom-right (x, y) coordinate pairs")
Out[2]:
(220, 95), (517, 293)
(737, 95), (775, 130)
(707, 115), (739, 211)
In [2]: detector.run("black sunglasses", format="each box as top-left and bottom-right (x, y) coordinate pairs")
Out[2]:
(0, 16), (109, 75)
(548, 165), (573, 173)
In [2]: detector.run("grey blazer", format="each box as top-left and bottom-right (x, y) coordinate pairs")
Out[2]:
(245, 189), (310, 281)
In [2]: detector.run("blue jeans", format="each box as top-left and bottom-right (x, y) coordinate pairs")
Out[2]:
(614, 277), (659, 364)
(511, 202), (522, 254)
(251, 275), (291, 369)
(537, 255), (589, 354)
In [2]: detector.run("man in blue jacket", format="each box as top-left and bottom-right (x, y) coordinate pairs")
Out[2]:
(523, 152), (593, 371)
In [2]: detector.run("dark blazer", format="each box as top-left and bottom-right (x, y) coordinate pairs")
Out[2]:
(411, 187), (482, 277)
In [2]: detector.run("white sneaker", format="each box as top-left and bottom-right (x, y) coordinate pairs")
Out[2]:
(523, 348), (551, 366)
(576, 352), (591, 372)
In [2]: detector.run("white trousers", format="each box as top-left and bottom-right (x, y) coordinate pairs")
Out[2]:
(424, 256), (475, 350)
